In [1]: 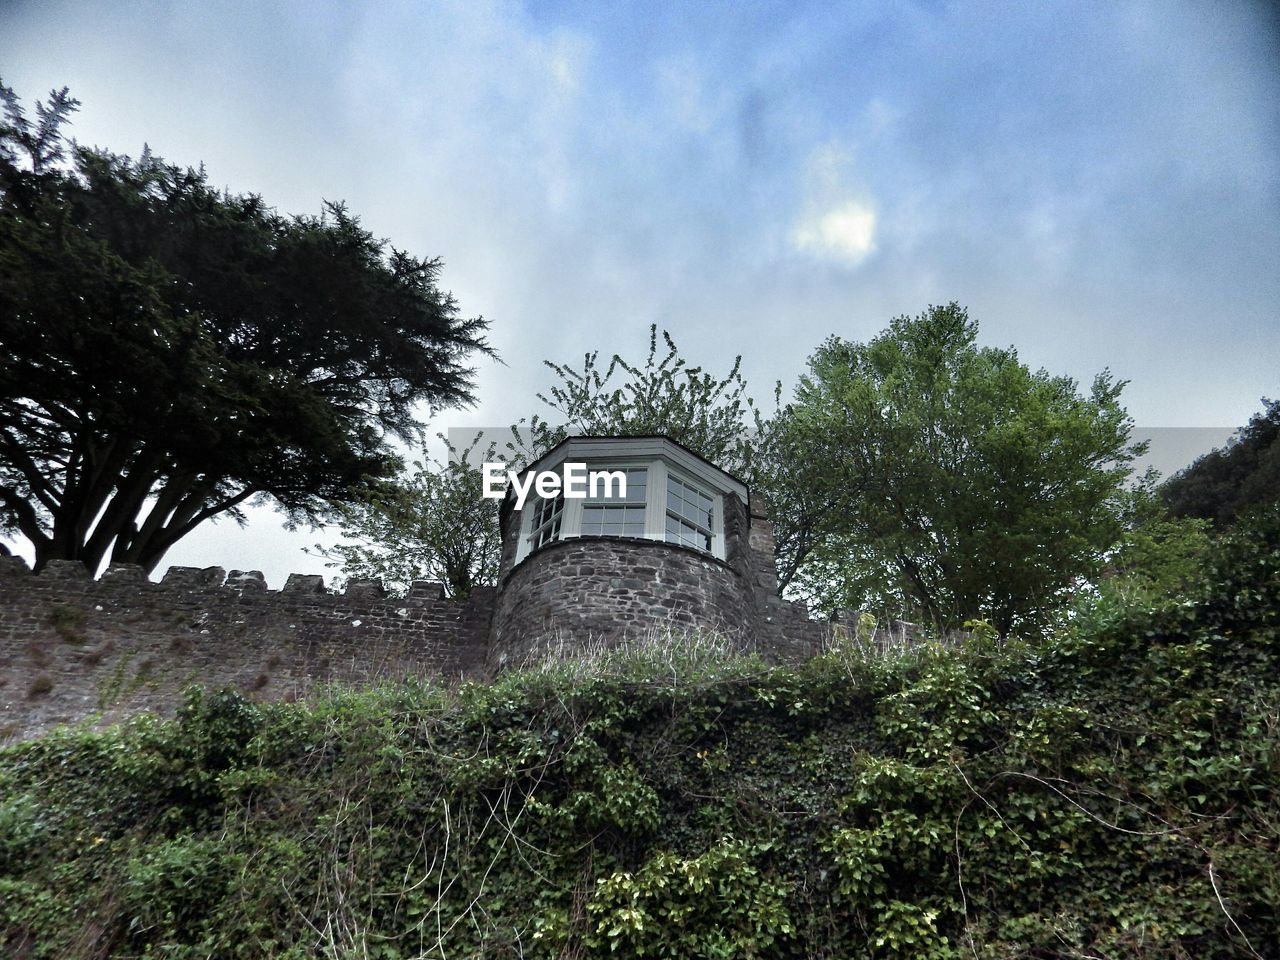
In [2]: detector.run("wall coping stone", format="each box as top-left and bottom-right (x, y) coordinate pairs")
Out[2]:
(227, 570), (268, 592)
(102, 562), (148, 583)
(161, 566), (226, 587)
(283, 573), (327, 594)
(408, 581), (447, 600)
(41, 558), (91, 580)
(0, 555), (30, 576)
(343, 580), (387, 599)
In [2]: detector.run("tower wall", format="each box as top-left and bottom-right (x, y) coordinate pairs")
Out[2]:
(489, 534), (757, 667)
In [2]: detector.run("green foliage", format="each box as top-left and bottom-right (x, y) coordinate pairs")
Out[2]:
(782, 303), (1143, 634)
(312, 434), (501, 597)
(520, 324), (773, 479)
(46, 604), (86, 643)
(584, 839), (793, 957)
(0, 81), (491, 573)
(1079, 478), (1213, 617)
(1162, 397), (1280, 528)
(1, 510), (1278, 958)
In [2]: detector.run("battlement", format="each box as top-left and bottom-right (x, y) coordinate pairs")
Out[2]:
(0, 556), (460, 599)
(0, 556), (494, 742)
(0, 482), (919, 743)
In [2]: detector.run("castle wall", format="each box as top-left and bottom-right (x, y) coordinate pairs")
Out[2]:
(1, 489), (916, 743)
(0, 557), (493, 743)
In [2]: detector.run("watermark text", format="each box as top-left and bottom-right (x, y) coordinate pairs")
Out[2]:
(482, 462), (626, 510)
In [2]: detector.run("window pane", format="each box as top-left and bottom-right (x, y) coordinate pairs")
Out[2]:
(528, 491), (565, 549)
(585, 466), (647, 504)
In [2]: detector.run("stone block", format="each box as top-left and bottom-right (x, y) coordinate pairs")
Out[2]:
(407, 581), (446, 601)
(283, 573), (326, 594)
(162, 566), (226, 588)
(227, 570), (268, 592)
(40, 559), (91, 580)
(343, 580), (386, 599)
(101, 562), (147, 583)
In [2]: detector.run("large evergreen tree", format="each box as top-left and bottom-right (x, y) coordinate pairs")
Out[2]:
(0, 84), (491, 572)
(1161, 398), (1280, 528)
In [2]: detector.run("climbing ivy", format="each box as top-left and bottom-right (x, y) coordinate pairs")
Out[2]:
(1, 507), (1277, 958)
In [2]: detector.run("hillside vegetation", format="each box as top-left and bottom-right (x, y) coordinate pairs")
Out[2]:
(2, 511), (1278, 959)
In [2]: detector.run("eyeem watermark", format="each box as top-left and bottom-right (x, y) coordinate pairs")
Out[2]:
(482, 462), (626, 510)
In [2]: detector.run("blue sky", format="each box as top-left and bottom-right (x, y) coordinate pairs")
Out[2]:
(2, 0), (1277, 584)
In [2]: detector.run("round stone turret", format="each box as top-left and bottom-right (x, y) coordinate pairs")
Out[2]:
(488, 436), (778, 665)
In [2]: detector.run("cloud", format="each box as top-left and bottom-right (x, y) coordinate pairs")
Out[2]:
(790, 200), (878, 265)
(1, 0), (1275, 584)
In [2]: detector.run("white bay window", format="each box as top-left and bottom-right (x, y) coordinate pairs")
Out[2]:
(512, 438), (744, 565)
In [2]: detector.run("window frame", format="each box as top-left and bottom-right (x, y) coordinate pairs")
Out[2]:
(526, 488), (565, 551)
(515, 455), (726, 563)
(664, 471), (716, 552)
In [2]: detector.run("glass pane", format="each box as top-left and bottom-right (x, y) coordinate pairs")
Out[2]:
(582, 466), (647, 504)
(664, 511), (712, 552)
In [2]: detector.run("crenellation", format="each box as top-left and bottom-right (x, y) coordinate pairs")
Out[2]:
(406, 581), (442, 600)
(161, 565), (226, 588)
(227, 570), (268, 592)
(2, 438), (906, 743)
(343, 580), (387, 599)
(102, 562), (148, 583)
(41, 558), (91, 580)
(0, 557), (496, 742)
(283, 573), (326, 594)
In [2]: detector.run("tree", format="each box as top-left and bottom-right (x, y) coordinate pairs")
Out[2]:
(518, 325), (771, 476)
(782, 303), (1143, 634)
(1161, 398), (1280, 528)
(0, 83), (491, 573)
(311, 436), (500, 598)
(1084, 477), (1212, 611)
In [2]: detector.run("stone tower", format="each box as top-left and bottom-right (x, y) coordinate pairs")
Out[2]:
(486, 435), (806, 665)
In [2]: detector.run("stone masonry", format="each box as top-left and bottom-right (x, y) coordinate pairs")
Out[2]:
(0, 557), (493, 742)
(489, 490), (829, 665)
(1, 487), (912, 742)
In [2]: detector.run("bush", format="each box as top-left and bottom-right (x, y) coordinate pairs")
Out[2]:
(1, 513), (1277, 958)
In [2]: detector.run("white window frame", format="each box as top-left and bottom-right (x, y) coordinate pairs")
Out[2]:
(514, 453), (729, 564)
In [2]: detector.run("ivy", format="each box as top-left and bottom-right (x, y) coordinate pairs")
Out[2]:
(1, 510), (1277, 957)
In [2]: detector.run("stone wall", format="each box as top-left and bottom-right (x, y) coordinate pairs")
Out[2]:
(489, 490), (840, 666)
(1, 493), (918, 742)
(0, 557), (493, 743)
(490, 537), (758, 667)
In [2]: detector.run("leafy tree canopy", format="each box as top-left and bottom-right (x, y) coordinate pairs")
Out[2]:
(0, 83), (491, 572)
(516, 325), (775, 480)
(311, 436), (500, 598)
(1161, 397), (1280, 528)
(782, 303), (1143, 634)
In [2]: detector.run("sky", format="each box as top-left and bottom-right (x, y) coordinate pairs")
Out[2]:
(1, 0), (1277, 586)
